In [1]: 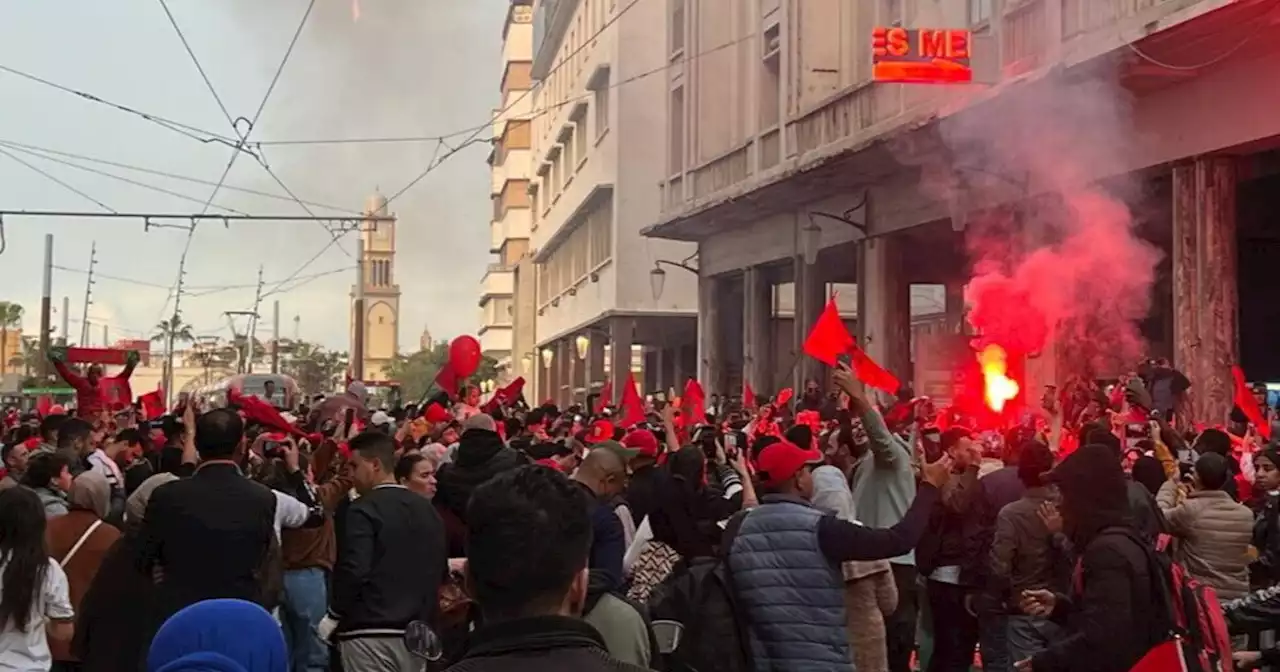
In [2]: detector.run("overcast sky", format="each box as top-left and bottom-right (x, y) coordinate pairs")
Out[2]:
(0, 0), (502, 353)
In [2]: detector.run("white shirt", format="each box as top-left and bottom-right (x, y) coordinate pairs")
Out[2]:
(87, 449), (124, 490)
(0, 558), (73, 672)
(272, 490), (310, 542)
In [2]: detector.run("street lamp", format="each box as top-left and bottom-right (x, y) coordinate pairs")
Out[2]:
(540, 347), (554, 368)
(649, 257), (699, 301)
(802, 220), (822, 266)
(575, 334), (590, 360)
(649, 265), (667, 301)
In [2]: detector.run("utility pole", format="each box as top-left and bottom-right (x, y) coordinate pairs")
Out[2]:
(59, 296), (69, 346)
(79, 242), (97, 346)
(101, 324), (108, 348)
(293, 314), (300, 342)
(39, 234), (52, 380)
(225, 311), (257, 374)
(246, 266), (265, 374)
(352, 237), (366, 381)
(271, 300), (280, 374)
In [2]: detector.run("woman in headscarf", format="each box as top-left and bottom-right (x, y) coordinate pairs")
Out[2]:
(811, 454), (898, 672)
(626, 445), (753, 602)
(147, 598), (287, 672)
(73, 473), (177, 672)
(45, 471), (122, 667)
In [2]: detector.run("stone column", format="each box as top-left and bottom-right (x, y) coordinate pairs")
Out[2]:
(697, 274), (725, 395)
(567, 336), (582, 406)
(858, 236), (911, 399)
(586, 333), (606, 401)
(611, 317), (636, 397)
(794, 256), (827, 391)
(742, 266), (774, 397)
(1173, 157), (1238, 426)
(556, 339), (572, 407)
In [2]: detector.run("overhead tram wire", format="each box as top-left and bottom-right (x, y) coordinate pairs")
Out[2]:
(0, 139), (362, 215)
(161, 0), (317, 324)
(1, 144), (251, 216)
(158, 0), (345, 252)
(0, 146), (117, 213)
(52, 263), (351, 296)
(0, 63), (244, 152)
(382, 0), (648, 209)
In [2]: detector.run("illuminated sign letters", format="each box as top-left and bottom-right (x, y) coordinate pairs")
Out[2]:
(871, 27), (973, 84)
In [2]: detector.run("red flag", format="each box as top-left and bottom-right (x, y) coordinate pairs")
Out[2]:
(775, 387), (794, 409)
(618, 372), (645, 429)
(594, 380), (613, 414)
(851, 342), (901, 395)
(743, 382), (756, 410)
(36, 395), (53, 418)
(1233, 365), (1271, 441)
(228, 388), (310, 441)
(100, 378), (133, 412)
(139, 388), (165, 420)
(683, 379), (707, 424)
(803, 298), (855, 366)
(481, 377), (525, 414)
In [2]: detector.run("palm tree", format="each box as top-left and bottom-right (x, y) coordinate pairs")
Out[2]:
(0, 301), (24, 376)
(152, 315), (195, 350)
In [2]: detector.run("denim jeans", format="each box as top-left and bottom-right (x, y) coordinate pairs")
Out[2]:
(980, 614), (1011, 672)
(282, 568), (330, 672)
(1007, 614), (1064, 664)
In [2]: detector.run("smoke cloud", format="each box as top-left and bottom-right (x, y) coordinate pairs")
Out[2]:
(924, 76), (1162, 377)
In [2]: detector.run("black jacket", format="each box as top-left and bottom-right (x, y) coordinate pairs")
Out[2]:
(330, 483), (447, 638)
(136, 462), (278, 624)
(445, 615), (651, 672)
(436, 429), (527, 523)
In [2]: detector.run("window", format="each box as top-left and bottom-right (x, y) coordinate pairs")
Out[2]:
(968, 0), (992, 25)
(671, 0), (685, 56)
(594, 76), (610, 138)
(669, 86), (685, 176)
(561, 127), (576, 176)
(535, 194), (614, 305)
(760, 24), (781, 129)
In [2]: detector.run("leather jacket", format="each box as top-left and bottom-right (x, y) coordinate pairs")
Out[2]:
(1225, 584), (1280, 633)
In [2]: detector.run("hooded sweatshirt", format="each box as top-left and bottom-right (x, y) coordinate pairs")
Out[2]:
(848, 409), (918, 566)
(1032, 444), (1165, 672)
(435, 429), (526, 521)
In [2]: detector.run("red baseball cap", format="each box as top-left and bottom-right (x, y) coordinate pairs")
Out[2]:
(585, 419), (615, 444)
(756, 441), (824, 487)
(621, 429), (661, 458)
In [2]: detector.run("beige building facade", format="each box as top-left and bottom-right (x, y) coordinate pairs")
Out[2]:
(525, 0), (700, 407)
(481, 1), (536, 381)
(643, 0), (1280, 418)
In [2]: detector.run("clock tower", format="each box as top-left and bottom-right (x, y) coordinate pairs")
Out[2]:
(350, 190), (401, 382)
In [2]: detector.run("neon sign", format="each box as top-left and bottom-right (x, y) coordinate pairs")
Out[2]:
(871, 27), (973, 84)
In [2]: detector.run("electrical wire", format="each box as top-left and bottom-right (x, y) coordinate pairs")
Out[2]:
(0, 138), (361, 214)
(0, 63), (243, 151)
(1, 143), (250, 215)
(0, 146), (116, 213)
(1124, 0), (1277, 71)
(157, 0), (236, 128)
(161, 0), (317, 323)
(383, 0), (647, 209)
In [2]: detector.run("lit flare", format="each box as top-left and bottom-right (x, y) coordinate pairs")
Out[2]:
(978, 344), (1019, 412)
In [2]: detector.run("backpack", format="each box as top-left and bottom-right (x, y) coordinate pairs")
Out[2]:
(646, 557), (750, 672)
(1076, 531), (1232, 672)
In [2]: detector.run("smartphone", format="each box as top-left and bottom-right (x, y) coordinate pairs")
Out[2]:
(836, 353), (853, 368)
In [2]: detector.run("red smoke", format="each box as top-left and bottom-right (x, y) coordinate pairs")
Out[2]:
(923, 78), (1162, 379)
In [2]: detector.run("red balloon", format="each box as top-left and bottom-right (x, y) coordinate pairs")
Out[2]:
(448, 335), (482, 378)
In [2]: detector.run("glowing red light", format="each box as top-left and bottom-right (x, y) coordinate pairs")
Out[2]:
(977, 344), (1020, 413)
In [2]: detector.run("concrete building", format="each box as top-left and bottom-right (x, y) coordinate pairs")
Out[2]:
(527, 0), (699, 407)
(481, 0), (536, 382)
(350, 192), (401, 382)
(643, 0), (1280, 421)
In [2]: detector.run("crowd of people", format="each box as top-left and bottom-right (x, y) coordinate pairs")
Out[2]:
(4, 352), (1280, 671)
